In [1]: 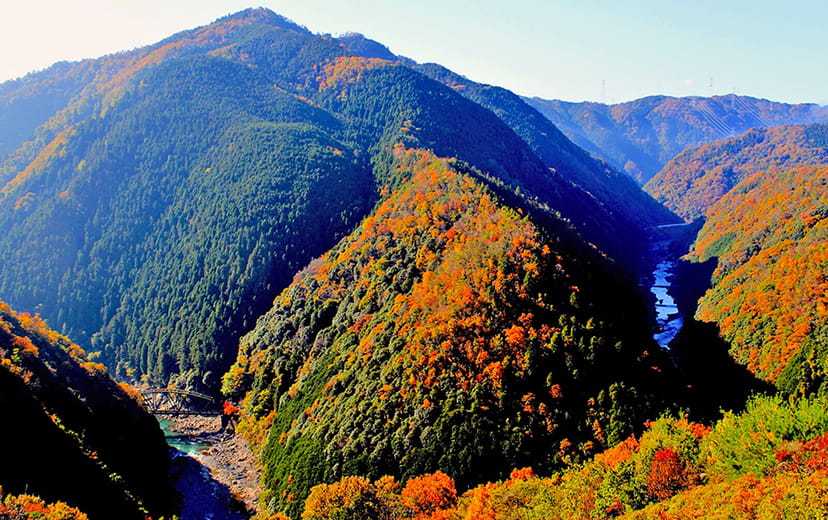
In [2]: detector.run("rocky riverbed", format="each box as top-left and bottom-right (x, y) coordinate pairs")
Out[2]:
(162, 414), (262, 518)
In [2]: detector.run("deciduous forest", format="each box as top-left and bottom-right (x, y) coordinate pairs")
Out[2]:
(0, 7), (825, 520)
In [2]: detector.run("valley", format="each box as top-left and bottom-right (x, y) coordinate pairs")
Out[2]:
(161, 415), (259, 520)
(0, 6), (825, 520)
(645, 223), (694, 349)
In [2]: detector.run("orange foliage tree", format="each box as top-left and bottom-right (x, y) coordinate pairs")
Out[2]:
(400, 471), (456, 519)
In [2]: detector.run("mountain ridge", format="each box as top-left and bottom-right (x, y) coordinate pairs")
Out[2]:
(645, 122), (828, 220)
(0, 7), (671, 390)
(525, 94), (828, 184)
(230, 146), (675, 516)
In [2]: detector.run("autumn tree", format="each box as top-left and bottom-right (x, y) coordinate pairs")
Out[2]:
(302, 476), (397, 520)
(400, 471), (456, 519)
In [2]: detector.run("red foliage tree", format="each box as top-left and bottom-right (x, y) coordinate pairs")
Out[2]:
(646, 448), (688, 501)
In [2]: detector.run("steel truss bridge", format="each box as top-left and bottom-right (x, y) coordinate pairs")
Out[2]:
(138, 388), (221, 416)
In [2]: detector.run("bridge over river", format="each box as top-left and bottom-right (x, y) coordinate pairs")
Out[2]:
(138, 388), (221, 416)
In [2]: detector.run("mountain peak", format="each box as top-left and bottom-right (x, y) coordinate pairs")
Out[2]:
(215, 7), (309, 33)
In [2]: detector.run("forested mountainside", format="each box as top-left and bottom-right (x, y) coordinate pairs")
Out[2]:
(645, 123), (828, 220)
(0, 8), (670, 390)
(0, 8), (306, 169)
(689, 163), (827, 394)
(330, 35), (675, 234)
(525, 95), (828, 184)
(645, 124), (828, 394)
(0, 300), (174, 520)
(227, 148), (676, 517)
(413, 63), (677, 231)
(2, 7), (827, 520)
(293, 394), (828, 520)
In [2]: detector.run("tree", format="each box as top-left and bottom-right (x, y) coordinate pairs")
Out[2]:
(401, 471), (456, 519)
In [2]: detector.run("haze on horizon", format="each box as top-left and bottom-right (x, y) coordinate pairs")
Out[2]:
(1, 0), (825, 106)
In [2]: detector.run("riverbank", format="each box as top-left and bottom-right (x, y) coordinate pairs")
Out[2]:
(647, 221), (773, 419)
(645, 222), (697, 349)
(162, 414), (262, 514)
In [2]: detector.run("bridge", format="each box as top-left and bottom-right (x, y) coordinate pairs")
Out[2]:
(138, 388), (221, 416)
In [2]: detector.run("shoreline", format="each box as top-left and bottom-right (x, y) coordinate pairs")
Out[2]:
(161, 414), (263, 514)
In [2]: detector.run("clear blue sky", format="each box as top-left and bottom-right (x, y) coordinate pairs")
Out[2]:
(2, 0), (825, 105)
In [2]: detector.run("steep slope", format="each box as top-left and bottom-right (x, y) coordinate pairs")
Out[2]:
(0, 53), (375, 389)
(336, 33), (398, 61)
(0, 9), (666, 389)
(296, 394), (828, 520)
(642, 124), (828, 393)
(526, 95), (828, 184)
(309, 55), (667, 266)
(0, 300), (174, 520)
(333, 37), (678, 256)
(415, 63), (678, 233)
(645, 123), (828, 220)
(227, 148), (675, 517)
(0, 62), (93, 160)
(0, 8), (307, 185)
(688, 164), (827, 393)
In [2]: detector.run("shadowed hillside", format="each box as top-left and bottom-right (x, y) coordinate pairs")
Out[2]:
(645, 124), (828, 394)
(0, 300), (175, 519)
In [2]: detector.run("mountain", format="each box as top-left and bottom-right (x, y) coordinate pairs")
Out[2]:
(645, 124), (828, 394)
(690, 163), (827, 394)
(412, 63), (678, 235)
(3, 6), (825, 520)
(336, 33), (398, 61)
(0, 299), (174, 520)
(0, 8), (670, 391)
(0, 9), (309, 184)
(332, 34), (678, 245)
(525, 95), (828, 184)
(0, 9), (699, 516)
(645, 123), (828, 220)
(229, 147), (675, 517)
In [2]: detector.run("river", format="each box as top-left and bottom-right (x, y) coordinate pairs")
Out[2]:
(159, 417), (252, 520)
(159, 418), (211, 455)
(646, 223), (694, 349)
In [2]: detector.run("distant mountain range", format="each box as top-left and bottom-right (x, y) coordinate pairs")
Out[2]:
(525, 95), (828, 184)
(646, 122), (828, 220)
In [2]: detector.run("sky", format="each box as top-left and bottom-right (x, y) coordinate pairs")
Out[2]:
(1, 0), (826, 105)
